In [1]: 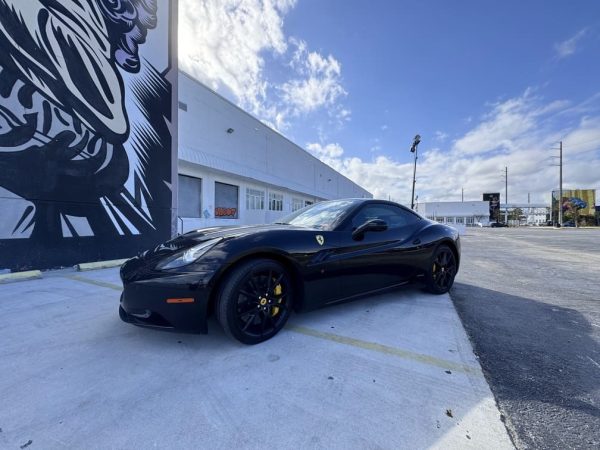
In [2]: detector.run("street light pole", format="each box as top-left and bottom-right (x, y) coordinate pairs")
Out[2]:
(410, 134), (421, 210)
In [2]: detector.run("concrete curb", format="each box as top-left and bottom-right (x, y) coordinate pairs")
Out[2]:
(76, 259), (128, 272)
(0, 270), (43, 284)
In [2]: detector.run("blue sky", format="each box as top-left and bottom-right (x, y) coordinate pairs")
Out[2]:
(179, 0), (600, 204)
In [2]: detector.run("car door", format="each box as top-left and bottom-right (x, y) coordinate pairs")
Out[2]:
(333, 203), (424, 301)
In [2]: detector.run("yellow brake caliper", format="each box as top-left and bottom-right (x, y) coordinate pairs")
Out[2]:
(271, 284), (283, 316)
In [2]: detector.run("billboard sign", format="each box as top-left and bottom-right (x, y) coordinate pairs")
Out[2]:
(483, 193), (501, 221)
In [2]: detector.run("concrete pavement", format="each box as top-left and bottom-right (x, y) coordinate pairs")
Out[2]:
(0, 267), (512, 449)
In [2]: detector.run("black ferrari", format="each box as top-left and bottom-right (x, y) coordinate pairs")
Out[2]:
(119, 199), (460, 344)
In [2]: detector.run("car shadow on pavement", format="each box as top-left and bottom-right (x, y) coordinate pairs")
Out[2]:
(451, 282), (600, 446)
(113, 285), (434, 350)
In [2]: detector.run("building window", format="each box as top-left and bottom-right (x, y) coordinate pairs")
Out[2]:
(269, 192), (284, 211)
(456, 217), (465, 224)
(305, 200), (313, 207)
(446, 217), (455, 224)
(466, 217), (474, 224)
(178, 174), (201, 218)
(178, 101), (187, 111)
(437, 217), (445, 223)
(292, 198), (304, 212)
(246, 188), (265, 210)
(215, 182), (238, 219)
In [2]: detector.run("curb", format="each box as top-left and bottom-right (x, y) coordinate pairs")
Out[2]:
(0, 270), (43, 284)
(76, 259), (128, 272)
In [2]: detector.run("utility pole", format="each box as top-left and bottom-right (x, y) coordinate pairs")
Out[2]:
(501, 166), (508, 222)
(550, 141), (564, 226)
(559, 141), (563, 227)
(461, 187), (464, 202)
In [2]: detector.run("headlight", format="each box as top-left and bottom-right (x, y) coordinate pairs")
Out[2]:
(156, 238), (222, 270)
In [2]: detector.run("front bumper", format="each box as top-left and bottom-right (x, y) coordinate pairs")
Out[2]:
(119, 272), (215, 334)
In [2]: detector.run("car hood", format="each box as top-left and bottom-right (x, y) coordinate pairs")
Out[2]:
(121, 224), (308, 281)
(140, 224), (307, 261)
(178, 224), (305, 241)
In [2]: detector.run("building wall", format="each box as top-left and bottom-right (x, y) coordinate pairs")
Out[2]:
(0, 1), (178, 270)
(178, 162), (319, 233)
(177, 71), (371, 230)
(416, 201), (491, 225)
(416, 201), (489, 226)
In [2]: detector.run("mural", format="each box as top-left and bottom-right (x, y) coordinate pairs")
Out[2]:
(552, 189), (596, 226)
(0, 0), (177, 270)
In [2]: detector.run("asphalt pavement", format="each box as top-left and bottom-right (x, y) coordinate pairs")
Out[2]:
(451, 227), (600, 449)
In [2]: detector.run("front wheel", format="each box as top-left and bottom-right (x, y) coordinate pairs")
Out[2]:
(424, 245), (457, 294)
(216, 259), (293, 344)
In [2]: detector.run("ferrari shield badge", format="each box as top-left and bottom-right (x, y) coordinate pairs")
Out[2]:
(315, 235), (325, 246)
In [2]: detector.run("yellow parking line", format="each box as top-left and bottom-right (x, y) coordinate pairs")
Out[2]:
(288, 325), (481, 375)
(60, 276), (481, 375)
(67, 275), (122, 291)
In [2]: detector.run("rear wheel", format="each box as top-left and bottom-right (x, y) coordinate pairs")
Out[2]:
(424, 245), (457, 294)
(216, 259), (293, 344)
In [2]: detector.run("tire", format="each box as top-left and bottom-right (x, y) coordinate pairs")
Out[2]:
(216, 258), (293, 345)
(424, 244), (457, 295)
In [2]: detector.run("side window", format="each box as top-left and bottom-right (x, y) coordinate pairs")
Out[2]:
(351, 204), (420, 229)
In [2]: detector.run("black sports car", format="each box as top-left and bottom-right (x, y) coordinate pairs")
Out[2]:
(119, 199), (460, 344)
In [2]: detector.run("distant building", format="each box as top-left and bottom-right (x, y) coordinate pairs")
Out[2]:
(524, 207), (549, 225)
(415, 201), (491, 226)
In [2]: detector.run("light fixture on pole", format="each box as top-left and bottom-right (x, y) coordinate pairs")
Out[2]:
(410, 134), (421, 210)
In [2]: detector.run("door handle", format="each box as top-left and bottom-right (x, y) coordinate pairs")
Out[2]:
(412, 238), (421, 245)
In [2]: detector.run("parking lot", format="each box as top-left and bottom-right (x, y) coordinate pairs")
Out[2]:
(452, 227), (600, 449)
(0, 266), (512, 449)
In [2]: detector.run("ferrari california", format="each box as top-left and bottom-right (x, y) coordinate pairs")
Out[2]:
(119, 199), (460, 344)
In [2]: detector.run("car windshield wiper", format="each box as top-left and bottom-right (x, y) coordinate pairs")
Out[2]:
(273, 222), (289, 225)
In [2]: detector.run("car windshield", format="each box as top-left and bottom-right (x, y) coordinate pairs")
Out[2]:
(275, 199), (359, 230)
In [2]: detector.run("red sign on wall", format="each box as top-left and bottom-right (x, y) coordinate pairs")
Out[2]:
(215, 207), (237, 218)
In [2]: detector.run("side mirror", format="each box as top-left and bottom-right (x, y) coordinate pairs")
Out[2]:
(352, 219), (388, 240)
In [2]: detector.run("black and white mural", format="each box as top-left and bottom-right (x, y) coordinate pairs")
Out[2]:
(0, 0), (177, 270)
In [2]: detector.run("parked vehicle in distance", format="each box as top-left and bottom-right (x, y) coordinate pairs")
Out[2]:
(119, 199), (461, 344)
(491, 222), (508, 228)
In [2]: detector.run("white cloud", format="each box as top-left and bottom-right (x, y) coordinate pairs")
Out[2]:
(562, 116), (600, 155)
(435, 131), (448, 142)
(179, 0), (295, 119)
(381, 124), (389, 131)
(306, 142), (345, 159)
(453, 94), (538, 155)
(280, 39), (347, 115)
(555, 28), (588, 59)
(307, 91), (600, 205)
(179, 1), (348, 132)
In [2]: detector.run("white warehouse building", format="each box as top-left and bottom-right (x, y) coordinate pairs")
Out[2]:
(415, 201), (492, 226)
(176, 72), (371, 233)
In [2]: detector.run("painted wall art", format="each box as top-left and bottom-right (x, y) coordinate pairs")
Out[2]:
(0, 0), (177, 270)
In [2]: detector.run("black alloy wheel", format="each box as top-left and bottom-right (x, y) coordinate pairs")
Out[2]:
(217, 259), (293, 344)
(425, 245), (457, 294)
